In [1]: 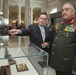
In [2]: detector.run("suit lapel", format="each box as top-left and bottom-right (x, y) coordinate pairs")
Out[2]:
(36, 24), (43, 42)
(44, 26), (48, 41)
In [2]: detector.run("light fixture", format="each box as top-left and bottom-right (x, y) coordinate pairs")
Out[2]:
(34, 20), (37, 23)
(0, 12), (3, 15)
(13, 20), (16, 23)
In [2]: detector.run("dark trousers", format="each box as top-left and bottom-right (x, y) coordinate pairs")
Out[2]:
(56, 70), (72, 75)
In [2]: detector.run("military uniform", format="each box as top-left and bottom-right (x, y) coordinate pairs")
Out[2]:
(50, 18), (76, 74)
(46, 24), (56, 40)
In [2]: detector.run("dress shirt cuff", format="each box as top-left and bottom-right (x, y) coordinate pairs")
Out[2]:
(19, 30), (22, 34)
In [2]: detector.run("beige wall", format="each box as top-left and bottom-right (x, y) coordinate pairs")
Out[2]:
(33, 9), (41, 23)
(9, 12), (24, 25)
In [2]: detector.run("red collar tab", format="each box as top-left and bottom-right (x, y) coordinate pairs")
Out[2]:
(63, 19), (75, 25)
(70, 19), (74, 24)
(63, 15), (76, 25)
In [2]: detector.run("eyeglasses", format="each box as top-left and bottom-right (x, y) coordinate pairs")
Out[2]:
(39, 17), (47, 21)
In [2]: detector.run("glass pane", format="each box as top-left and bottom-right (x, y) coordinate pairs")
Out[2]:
(0, 36), (48, 75)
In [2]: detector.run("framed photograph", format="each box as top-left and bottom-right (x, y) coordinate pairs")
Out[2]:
(1, 65), (11, 75)
(16, 63), (29, 72)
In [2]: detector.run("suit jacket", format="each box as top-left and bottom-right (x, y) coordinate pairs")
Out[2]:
(18, 23), (53, 53)
(50, 18), (76, 72)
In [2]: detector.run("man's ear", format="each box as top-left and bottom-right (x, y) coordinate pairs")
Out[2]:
(73, 10), (75, 15)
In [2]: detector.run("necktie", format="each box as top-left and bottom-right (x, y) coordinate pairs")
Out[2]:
(41, 27), (45, 42)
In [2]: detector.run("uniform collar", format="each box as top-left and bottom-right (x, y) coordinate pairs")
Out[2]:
(63, 15), (76, 25)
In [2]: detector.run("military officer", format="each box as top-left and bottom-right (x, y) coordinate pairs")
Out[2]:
(50, 2), (76, 75)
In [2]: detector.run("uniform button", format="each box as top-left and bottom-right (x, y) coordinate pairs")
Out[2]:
(67, 33), (69, 34)
(52, 52), (55, 54)
(66, 35), (68, 37)
(50, 29), (51, 31)
(64, 58), (67, 60)
(53, 44), (55, 46)
(56, 37), (58, 39)
(60, 31), (61, 33)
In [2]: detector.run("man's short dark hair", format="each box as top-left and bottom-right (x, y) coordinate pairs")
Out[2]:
(40, 12), (48, 16)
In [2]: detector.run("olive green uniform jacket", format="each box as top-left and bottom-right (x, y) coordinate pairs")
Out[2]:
(50, 18), (76, 72)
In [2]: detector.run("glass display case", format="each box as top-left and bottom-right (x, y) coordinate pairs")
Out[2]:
(0, 36), (48, 75)
(0, 18), (9, 35)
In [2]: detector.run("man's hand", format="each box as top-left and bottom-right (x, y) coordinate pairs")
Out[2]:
(41, 42), (49, 48)
(72, 70), (76, 75)
(9, 29), (21, 35)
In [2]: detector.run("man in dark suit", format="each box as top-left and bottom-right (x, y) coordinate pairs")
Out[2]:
(50, 2), (76, 75)
(9, 12), (53, 64)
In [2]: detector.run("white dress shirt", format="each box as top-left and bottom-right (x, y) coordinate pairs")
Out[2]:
(38, 24), (45, 42)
